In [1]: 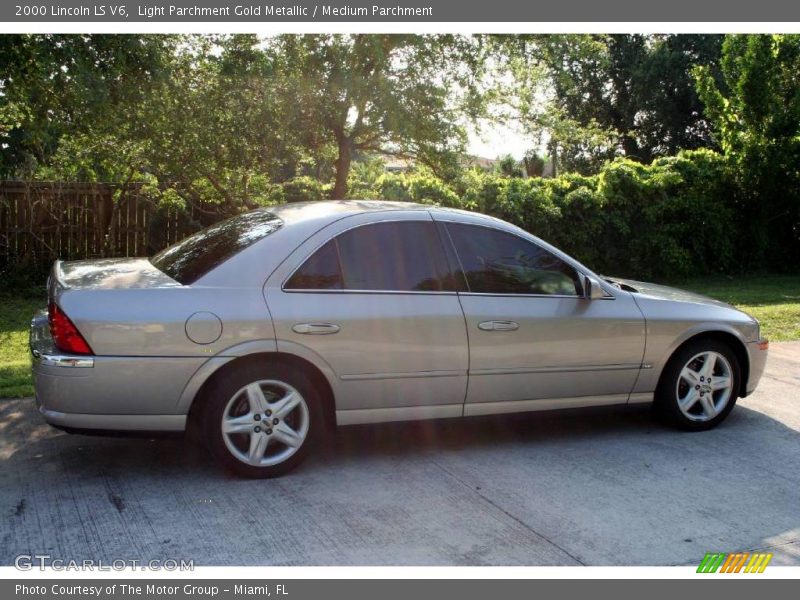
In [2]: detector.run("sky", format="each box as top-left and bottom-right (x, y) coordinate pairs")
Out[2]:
(467, 120), (531, 160)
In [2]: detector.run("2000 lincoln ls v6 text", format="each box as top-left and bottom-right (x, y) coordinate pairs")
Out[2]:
(30, 201), (769, 477)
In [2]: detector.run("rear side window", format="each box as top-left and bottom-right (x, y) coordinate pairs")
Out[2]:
(150, 210), (282, 284)
(285, 221), (454, 292)
(284, 240), (342, 290)
(445, 222), (581, 296)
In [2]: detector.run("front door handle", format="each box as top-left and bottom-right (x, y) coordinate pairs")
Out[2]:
(292, 323), (341, 335)
(478, 320), (519, 332)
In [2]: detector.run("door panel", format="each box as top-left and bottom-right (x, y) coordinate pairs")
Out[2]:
(459, 293), (646, 404)
(264, 212), (469, 413)
(268, 291), (468, 410)
(438, 220), (646, 406)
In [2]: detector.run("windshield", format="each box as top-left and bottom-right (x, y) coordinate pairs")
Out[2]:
(150, 210), (283, 284)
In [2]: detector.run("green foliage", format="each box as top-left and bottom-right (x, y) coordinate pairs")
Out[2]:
(2, 34), (799, 277)
(348, 149), (739, 279)
(495, 155), (524, 178)
(500, 34), (724, 174)
(695, 34), (800, 268)
(266, 34), (486, 198)
(595, 150), (734, 277)
(368, 170), (461, 207)
(0, 34), (175, 179)
(282, 176), (328, 203)
(522, 151), (546, 177)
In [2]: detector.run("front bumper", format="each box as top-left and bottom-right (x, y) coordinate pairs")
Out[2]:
(744, 338), (769, 396)
(30, 310), (191, 432)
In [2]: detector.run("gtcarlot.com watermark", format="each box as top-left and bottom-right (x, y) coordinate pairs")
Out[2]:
(14, 554), (194, 571)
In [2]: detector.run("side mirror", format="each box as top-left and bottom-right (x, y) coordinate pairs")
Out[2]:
(584, 275), (606, 300)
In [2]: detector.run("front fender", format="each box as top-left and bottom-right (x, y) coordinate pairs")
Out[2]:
(633, 322), (751, 394)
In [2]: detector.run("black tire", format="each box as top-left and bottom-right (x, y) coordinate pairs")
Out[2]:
(202, 361), (324, 478)
(655, 338), (741, 431)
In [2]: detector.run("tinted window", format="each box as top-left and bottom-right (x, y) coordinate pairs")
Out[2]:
(286, 221), (454, 292)
(150, 210), (282, 284)
(446, 223), (581, 295)
(285, 240), (343, 290)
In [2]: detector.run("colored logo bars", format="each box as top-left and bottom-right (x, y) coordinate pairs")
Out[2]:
(697, 552), (773, 573)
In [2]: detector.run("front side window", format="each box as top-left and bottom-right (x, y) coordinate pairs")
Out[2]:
(285, 221), (454, 292)
(445, 223), (581, 296)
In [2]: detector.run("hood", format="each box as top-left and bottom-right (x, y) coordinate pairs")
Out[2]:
(604, 277), (734, 309)
(52, 258), (181, 292)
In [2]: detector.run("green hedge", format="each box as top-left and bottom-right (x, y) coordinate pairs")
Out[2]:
(0, 149), (755, 285)
(347, 149), (740, 280)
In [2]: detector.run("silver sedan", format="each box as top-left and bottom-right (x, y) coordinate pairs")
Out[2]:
(30, 201), (769, 477)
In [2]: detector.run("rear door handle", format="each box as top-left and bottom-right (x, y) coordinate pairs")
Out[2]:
(292, 323), (341, 335)
(478, 320), (519, 332)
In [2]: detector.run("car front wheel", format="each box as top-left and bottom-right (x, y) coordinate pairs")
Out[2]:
(656, 339), (741, 431)
(203, 362), (322, 478)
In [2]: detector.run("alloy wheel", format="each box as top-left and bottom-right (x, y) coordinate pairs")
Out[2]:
(221, 379), (310, 467)
(675, 351), (734, 422)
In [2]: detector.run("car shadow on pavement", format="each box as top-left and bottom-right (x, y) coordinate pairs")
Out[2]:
(0, 400), (662, 474)
(2, 398), (797, 479)
(2, 397), (800, 566)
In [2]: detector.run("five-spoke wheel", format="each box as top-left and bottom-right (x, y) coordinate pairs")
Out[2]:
(222, 380), (309, 467)
(676, 351), (734, 422)
(656, 339), (740, 431)
(204, 362), (322, 477)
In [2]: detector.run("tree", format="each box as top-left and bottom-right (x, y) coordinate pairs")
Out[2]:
(0, 34), (174, 179)
(496, 154), (523, 177)
(695, 34), (800, 267)
(499, 34), (724, 174)
(522, 150), (545, 177)
(635, 35), (724, 157)
(266, 34), (486, 199)
(136, 35), (296, 218)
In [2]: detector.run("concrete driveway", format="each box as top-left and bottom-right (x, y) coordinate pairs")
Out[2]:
(2, 342), (799, 566)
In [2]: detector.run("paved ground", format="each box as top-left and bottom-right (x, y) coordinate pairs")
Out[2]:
(1, 342), (799, 566)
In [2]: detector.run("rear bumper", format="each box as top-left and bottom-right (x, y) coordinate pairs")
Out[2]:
(37, 404), (185, 432)
(30, 310), (194, 432)
(744, 338), (769, 396)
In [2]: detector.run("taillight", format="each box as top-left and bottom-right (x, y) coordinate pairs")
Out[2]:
(48, 302), (93, 355)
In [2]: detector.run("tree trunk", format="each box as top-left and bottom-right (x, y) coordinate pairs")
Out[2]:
(331, 137), (353, 200)
(549, 141), (558, 178)
(621, 135), (643, 162)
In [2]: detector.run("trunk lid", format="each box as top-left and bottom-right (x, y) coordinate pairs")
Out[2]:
(49, 257), (180, 301)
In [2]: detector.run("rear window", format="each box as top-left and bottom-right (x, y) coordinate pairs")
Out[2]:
(150, 210), (282, 284)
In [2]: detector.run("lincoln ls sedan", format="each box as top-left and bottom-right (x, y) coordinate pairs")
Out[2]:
(30, 201), (769, 477)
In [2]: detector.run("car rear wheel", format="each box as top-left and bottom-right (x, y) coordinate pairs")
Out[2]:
(203, 362), (322, 478)
(655, 339), (740, 431)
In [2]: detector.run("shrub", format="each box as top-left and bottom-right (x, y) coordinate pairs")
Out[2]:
(372, 171), (461, 207)
(595, 151), (735, 278)
(282, 176), (327, 203)
(364, 150), (738, 280)
(3, 150), (743, 282)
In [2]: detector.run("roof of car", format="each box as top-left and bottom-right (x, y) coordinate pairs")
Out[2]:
(267, 200), (434, 224)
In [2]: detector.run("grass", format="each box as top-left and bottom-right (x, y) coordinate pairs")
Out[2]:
(0, 291), (46, 398)
(0, 275), (797, 399)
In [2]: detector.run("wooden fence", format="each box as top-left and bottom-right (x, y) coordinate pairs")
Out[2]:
(0, 181), (198, 269)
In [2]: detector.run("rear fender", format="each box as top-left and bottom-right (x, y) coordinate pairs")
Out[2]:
(175, 339), (338, 415)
